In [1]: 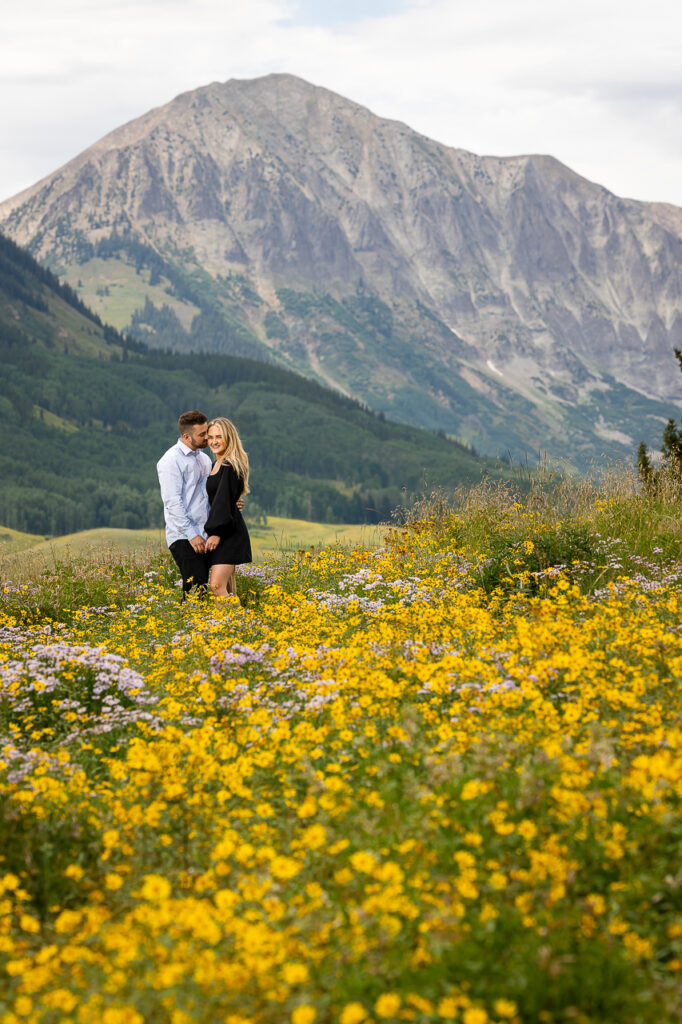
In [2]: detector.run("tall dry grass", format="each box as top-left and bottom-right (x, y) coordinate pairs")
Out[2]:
(393, 460), (682, 594)
(0, 545), (174, 624)
(401, 460), (682, 553)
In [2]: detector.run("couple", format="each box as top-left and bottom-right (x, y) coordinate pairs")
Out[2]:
(157, 410), (252, 599)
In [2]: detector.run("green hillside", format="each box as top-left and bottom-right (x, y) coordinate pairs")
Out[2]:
(0, 232), (508, 536)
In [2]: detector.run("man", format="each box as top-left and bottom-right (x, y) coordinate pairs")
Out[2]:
(156, 410), (213, 597)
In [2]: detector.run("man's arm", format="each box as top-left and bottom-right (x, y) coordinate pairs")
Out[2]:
(157, 459), (205, 551)
(200, 452), (244, 511)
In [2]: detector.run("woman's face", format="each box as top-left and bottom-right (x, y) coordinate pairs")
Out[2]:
(207, 425), (227, 457)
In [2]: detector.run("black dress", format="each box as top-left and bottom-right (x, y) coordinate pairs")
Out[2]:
(204, 463), (252, 566)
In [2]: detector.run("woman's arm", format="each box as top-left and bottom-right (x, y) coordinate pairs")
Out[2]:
(204, 465), (240, 538)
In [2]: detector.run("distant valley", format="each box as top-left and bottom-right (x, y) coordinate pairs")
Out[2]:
(0, 232), (502, 536)
(1, 73), (681, 465)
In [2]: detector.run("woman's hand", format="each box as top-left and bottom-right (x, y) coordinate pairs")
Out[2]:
(205, 535), (221, 552)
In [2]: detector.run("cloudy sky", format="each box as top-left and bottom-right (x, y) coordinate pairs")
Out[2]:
(3, 0), (682, 206)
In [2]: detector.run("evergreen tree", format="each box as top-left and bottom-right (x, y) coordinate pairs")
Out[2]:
(637, 347), (682, 490)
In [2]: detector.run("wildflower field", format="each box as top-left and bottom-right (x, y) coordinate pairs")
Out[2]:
(1, 472), (682, 1024)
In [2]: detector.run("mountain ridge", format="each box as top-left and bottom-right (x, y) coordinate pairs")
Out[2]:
(2, 72), (680, 464)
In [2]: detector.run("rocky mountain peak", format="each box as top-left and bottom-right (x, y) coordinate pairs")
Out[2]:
(2, 74), (682, 465)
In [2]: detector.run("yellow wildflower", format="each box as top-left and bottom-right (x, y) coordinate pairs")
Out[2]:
(340, 1003), (367, 1024)
(139, 875), (171, 901)
(292, 1007), (317, 1024)
(375, 992), (401, 1017)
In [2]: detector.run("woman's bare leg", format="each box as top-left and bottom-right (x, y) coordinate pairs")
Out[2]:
(228, 571), (238, 597)
(209, 563), (236, 598)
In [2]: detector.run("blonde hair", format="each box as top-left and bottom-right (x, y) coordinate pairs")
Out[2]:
(207, 417), (250, 494)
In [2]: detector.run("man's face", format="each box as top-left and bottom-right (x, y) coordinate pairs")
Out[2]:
(183, 422), (209, 450)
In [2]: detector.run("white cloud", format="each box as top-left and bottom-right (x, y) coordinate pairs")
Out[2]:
(2, 0), (682, 206)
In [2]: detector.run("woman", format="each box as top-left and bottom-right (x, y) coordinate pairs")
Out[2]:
(204, 417), (252, 598)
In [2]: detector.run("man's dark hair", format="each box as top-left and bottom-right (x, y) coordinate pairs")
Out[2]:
(178, 410), (208, 434)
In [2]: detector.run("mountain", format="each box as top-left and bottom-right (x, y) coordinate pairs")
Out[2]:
(1, 73), (680, 465)
(0, 231), (503, 536)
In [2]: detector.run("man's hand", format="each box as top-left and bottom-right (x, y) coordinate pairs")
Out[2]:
(189, 535), (206, 554)
(237, 497), (245, 511)
(205, 535), (221, 552)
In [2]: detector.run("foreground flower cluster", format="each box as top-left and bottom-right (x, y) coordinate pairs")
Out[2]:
(1, 516), (682, 1023)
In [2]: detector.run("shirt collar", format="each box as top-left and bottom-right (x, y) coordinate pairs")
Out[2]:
(177, 439), (199, 456)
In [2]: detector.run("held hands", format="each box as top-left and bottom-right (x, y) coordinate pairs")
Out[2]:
(237, 496), (245, 511)
(189, 535), (206, 554)
(205, 535), (221, 552)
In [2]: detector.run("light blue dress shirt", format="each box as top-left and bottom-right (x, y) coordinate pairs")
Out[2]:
(157, 439), (212, 547)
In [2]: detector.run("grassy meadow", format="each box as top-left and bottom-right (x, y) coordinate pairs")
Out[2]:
(1, 466), (682, 1022)
(0, 527), (45, 557)
(0, 517), (384, 566)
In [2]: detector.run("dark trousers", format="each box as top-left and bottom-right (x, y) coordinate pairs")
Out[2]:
(169, 540), (209, 597)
